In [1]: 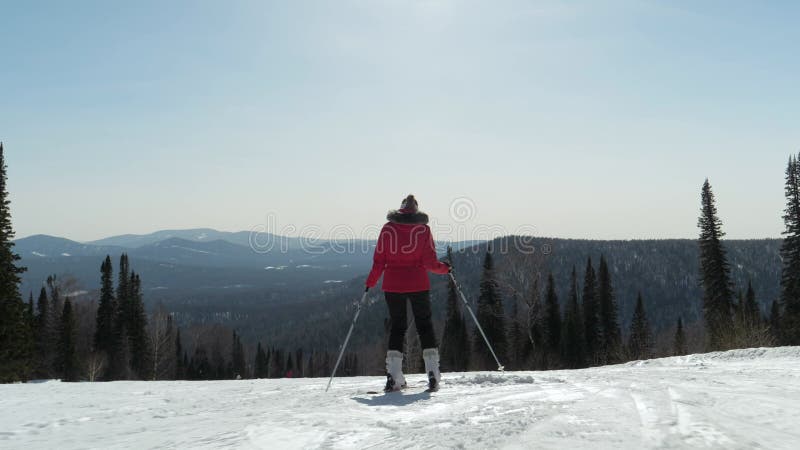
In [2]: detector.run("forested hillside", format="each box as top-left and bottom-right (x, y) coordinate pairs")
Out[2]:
(178, 236), (781, 374)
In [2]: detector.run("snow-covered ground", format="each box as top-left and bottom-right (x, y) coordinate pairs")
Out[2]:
(2, 347), (799, 449)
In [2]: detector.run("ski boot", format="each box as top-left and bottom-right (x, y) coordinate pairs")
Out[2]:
(384, 350), (407, 393)
(423, 348), (441, 392)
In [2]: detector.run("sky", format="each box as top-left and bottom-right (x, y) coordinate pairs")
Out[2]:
(2, 0), (798, 242)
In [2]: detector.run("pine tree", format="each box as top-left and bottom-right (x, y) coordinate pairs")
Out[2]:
(673, 317), (688, 356)
(306, 350), (316, 378)
(35, 286), (49, 334)
(295, 349), (304, 378)
(628, 293), (653, 361)
(441, 247), (470, 371)
(744, 281), (760, 327)
(109, 255), (132, 380)
(26, 292), (34, 329)
(255, 343), (268, 378)
(175, 328), (184, 379)
(127, 272), (151, 379)
(94, 256), (116, 367)
(33, 287), (50, 377)
(58, 299), (79, 382)
(544, 272), (561, 367)
(232, 331), (246, 379)
(43, 276), (63, 377)
(597, 255), (622, 364)
(473, 244), (506, 370)
(698, 179), (734, 350)
(0, 142), (31, 383)
(562, 267), (585, 369)
(780, 154), (800, 344)
(582, 258), (600, 366)
(770, 300), (782, 343)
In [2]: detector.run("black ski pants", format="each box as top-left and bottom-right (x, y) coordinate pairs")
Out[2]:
(385, 290), (438, 353)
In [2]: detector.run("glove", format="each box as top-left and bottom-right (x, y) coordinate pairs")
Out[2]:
(443, 261), (453, 273)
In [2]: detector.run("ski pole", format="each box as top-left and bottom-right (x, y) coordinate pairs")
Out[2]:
(449, 272), (505, 371)
(326, 286), (369, 392)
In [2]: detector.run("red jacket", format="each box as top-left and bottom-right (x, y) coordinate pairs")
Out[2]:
(366, 210), (450, 293)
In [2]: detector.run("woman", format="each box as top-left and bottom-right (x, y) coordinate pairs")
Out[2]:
(366, 195), (452, 392)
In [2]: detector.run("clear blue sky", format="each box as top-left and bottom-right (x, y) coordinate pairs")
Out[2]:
(2, 0), (798, 242)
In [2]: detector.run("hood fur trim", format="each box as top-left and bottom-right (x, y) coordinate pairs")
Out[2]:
(387, 210), (429, 225)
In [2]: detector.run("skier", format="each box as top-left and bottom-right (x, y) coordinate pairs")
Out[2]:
(366, 195), (452, 392)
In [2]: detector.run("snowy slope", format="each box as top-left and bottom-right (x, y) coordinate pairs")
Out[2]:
(2, 347), (799, 449)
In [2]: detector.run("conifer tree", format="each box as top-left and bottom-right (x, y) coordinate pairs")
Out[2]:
(0, 142), (31, 382)
(295, 349), (304, 378)
(175, 328), (184, 379)
(109, 256), (133, 380)
(58, 299), (79, 382)
(744, 281), (760, 327)
(286, 352), (295, 377)
(26, 292), (34, 328)
(127, 272), (151, 379)
(780, 154), (800, 344)
(232, 331), (246, 379)
(441, 247), (470, 371)
(34, 287), (50, 377)
(597, 255), (622, 364)
(628, 293), (653, 361)
(94, 256), (116, 366)
(255, 343), (268, 378)
(306, 350), (316, 378)
(473, 244), (506, 370)
(582, 258), (600, 366)
(544, 272), (561, 366)
(562, 267), (585, 369)
(673, 317), (688, 356)
(698, 179), (734, 350)
(36, 286), (49, 333)
(770, 300), (782, 343)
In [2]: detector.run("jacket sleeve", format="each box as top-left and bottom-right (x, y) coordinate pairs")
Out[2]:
(422, 226), (450, 275)
(366, 225), (389, 288)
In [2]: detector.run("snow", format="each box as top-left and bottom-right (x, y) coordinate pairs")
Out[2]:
(31, 251), (46, 257)
(61, 253), (71, 257)
(1, 347), (799, 449)
(170, 245), (213, 255)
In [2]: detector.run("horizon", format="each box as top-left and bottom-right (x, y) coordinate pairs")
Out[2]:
(13, 225), (785, 245)
(3, 1), (799, 242)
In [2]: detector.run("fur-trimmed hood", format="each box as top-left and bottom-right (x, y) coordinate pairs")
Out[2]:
(387, 210), (429, 225)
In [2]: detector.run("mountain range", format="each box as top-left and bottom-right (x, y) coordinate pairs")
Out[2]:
(13, 229), (482, 300)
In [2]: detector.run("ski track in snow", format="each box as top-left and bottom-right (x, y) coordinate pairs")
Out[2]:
(1, 347), (800, 449)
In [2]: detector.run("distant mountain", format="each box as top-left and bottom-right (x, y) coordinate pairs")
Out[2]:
(86, 228), (259, 248)
(88, 228), (482, 253)
(14, 234), (126, 259)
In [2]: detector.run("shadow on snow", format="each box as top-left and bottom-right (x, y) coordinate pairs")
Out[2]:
(351, 391), (432, 407)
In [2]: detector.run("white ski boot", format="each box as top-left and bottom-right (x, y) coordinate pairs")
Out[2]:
(423, 348), (441, 392)
(384, 350), (407, 393)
